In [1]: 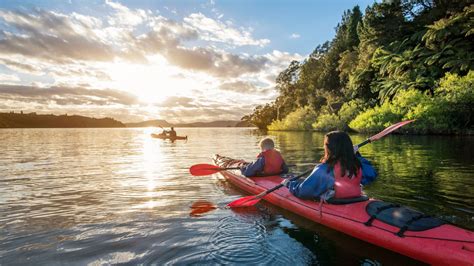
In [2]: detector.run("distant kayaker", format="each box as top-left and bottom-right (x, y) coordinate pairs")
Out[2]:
(240, 138), (289, 177)
(169, 127), (177, 138)
(281, 131), (377, 200)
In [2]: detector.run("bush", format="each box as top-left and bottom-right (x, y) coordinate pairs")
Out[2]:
(435, 71), (474, 130)
(268, 107), (316, 131)
(312, 112), (341, 131)
(312, 99), (366, 131)
(406, 71), (474, 133)
(349, 71), (473, 133)
(349, 101), (403, 132)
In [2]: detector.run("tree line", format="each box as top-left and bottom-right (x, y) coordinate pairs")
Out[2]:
(242, 0), (473, 134)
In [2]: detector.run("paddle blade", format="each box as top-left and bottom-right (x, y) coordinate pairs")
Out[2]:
(369, 120), (415, 141)
(189, 200), (217, 217)
(189, 164), (222, 176)
(227, 196), (261, 208)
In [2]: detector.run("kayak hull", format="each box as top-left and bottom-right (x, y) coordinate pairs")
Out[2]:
(213, 154), (474, 265)
(151, 133), (187, 140)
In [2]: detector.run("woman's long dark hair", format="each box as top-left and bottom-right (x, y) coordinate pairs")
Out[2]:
(320, 131), (361, 178)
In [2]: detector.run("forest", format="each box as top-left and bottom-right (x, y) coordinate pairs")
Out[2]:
(242, 0), (473, 134)
(0, 112), (125, 128)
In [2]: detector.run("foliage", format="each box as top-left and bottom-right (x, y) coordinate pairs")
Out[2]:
(350, 71), (474, 133)
(268, 107), (316, 131)
(371, 5), (473, 101)
(312, 99), (366, 131)
(241, 103), (277, 130)
(242, 1), (472, 134)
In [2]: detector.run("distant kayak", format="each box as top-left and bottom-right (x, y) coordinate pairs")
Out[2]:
(151, 133), (187, 140)
(213, 154), (474, 265)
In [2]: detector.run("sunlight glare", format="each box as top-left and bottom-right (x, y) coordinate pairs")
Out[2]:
(105, 57), (208, 105)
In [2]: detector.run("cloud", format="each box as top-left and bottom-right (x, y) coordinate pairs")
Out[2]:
(135, 22), (270, 77)
(0, 3), (304, 122)
(166, 47), (269, 77)
(47, 67), (112, 81)
(105, 0), (147, 26)
(0, 84), (139, 106)
(0, 9), (116, 63)
(184, 13), (270, 47)
(0, 58), (44, 75)
(290, 33), (300, 39)
(0, 73), (20, 82)
(219, 81), (272, 94)
(158, 96), (197, 108)
(0, 8), (273, 78)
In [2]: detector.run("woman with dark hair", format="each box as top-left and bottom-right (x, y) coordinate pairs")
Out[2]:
(282, 131), (377, 200)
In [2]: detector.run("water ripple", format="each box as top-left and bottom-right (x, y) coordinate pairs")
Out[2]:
(0, 128), (471, 265)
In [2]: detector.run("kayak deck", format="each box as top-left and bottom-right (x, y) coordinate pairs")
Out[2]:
(213, 154), (474, 265)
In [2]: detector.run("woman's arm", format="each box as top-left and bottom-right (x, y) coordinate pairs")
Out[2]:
(286, 164), (334, 199)
(357, 153), (378, 185)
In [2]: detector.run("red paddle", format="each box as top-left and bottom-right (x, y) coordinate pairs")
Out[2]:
(355, 120), (415, 148)
(189, 164), (241, 176)
(227, 120), (415, 208)
(189, 163), (297, 176)
(227, 169), (313, 208)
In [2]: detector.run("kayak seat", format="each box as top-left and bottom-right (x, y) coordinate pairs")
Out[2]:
(326, 195), (369, 205)
(365, 201), (446, 236)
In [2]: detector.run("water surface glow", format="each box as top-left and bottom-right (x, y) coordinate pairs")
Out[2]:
(1, 128), (472, 265)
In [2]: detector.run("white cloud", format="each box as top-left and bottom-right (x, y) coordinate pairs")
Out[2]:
(0, 3), (303, 122)
(105, 0), (147, 26)
(184, 13), (270, 47)
(290, 33), (300, 39)
(0, 73), (20, 82)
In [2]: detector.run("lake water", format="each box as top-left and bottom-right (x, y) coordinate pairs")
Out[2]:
(1, 128), (473, 265)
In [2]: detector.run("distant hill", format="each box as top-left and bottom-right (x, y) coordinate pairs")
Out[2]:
(235, 120), (254, 127)
(126, 119), (254, 128)
(0, 112), (125, 128)
(125, 119), (173, 128)
(175, 120), (242, 127)
(0, 112), (255, 128)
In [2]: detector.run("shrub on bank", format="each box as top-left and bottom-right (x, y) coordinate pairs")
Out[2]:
(349, 71), (473, 133)
(312, 99), (365, 131)
(268, 107), (316, 131)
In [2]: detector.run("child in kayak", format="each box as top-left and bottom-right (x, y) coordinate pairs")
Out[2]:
(240, 138), (289, 177)
(282, 131), (377, 200)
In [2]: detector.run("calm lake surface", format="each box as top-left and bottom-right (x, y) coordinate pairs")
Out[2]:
(1, 128), (473, 265)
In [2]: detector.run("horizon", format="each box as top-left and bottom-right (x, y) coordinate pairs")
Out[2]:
(0, 0), (376, 123)
(1, 110), (247, 124)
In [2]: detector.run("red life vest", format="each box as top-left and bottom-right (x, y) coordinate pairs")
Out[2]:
(333, 162), (362, 199)
(257, 149), (284, 175)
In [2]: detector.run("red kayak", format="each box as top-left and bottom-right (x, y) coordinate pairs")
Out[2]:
(213, 154), (474, 265)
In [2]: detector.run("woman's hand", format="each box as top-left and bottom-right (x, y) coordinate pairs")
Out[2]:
(281, 179), (290, 187)
(353, 145), (359, 153)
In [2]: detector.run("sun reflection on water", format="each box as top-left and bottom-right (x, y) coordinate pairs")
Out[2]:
(129, 129), (167, 210)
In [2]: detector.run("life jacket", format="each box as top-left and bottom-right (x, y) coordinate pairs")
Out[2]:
(333, 162), (362, 199)
(257, 149), (284, 175)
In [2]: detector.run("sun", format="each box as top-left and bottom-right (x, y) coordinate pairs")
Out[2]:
(105, 63), (170, 104)
(102, 57), (211, 105)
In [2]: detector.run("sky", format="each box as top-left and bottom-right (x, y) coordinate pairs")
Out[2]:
(0, 0), (376, 123)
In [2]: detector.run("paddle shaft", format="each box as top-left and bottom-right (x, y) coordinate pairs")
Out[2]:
(356, 139), (371, 148)
(254, 169), (313, 199)
(198, 164), (296, 172)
